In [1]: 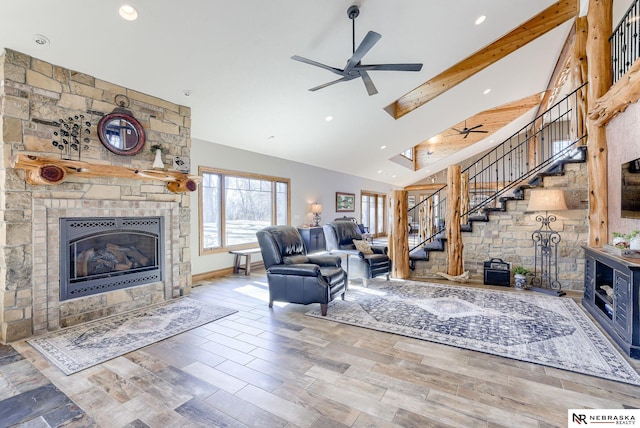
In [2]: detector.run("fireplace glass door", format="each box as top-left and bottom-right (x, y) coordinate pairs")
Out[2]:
(60, 217), (163, 300)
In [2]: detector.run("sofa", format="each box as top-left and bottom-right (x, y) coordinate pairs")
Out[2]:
(256, 225), (347, 316)
(323, 220), (391, 285)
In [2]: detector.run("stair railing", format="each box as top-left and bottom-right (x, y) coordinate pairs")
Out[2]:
(408, 186), (446, 250)
(408, 83), (587, 252)
(611, 0), (640, 84)
(462, 83), (587, 218)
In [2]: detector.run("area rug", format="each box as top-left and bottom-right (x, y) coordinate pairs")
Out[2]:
(306, 279), (640, 385)
(28, 298), (237, 375)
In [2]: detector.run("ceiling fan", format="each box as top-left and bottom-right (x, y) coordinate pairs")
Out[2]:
(452, 121), (489, 139)
(291, 5), (423, 96)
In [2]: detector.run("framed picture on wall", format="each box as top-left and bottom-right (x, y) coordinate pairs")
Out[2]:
(336, 192), (355, 212)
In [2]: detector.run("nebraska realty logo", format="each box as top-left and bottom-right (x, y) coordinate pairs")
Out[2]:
(569, 409), (639, 426)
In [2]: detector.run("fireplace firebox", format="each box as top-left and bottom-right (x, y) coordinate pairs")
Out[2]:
(60, 216), (164, 300)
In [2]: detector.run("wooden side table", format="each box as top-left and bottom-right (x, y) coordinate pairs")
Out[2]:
(229, 248), (261, 275)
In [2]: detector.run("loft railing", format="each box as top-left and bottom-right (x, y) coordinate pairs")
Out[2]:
(611, 0), (640, 84)
(408, 83), (587, 252)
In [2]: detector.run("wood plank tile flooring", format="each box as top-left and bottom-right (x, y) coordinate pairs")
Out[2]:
(4, 272), (640, 427)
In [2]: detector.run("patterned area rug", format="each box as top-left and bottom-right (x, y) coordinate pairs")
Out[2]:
(307, 279), (640, 385)
(28, 298), (236, 375)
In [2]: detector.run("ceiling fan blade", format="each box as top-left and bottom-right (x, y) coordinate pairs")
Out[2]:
(291, 55), (344, 76)
(466, 124), (483, 131)
(451, 127), (464, 133)
(308, 76), (355, 91)
(360, 71), (378, 96)
(357, 63), (423, 72)
(344, 31), (382, 74)
(470, 130), (489, 134)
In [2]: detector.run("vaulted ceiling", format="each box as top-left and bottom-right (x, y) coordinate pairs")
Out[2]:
(0, 1), (632, 187)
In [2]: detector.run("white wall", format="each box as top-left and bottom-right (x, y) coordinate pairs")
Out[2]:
(190, 139), (399, 275)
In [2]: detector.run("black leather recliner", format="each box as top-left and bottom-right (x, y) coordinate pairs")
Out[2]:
(256, 225), (347, 316)
(323, 221), (391, 285)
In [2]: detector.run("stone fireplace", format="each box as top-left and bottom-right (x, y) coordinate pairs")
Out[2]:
(32, 199), (181, 334)
(0, 49), (193, 343)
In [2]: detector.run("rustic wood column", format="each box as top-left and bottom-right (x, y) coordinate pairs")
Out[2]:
(427, 197), (435, 237)
(446, 165), (464, 276)
(388, 190), (409, 279)
(586, 0), (612, 246)
(573, 15), (588, 142)
(418, 194), (427, 242)
(460, 172), (469, 225)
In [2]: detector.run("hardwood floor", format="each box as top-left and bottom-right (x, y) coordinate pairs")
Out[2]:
(4, 272), (640, 427)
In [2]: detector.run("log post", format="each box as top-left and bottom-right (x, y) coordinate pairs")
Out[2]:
(573, 15), (588, 142)
(460, 172), (469, 225)
(427, 197), (435, 237)
(388, 190), (409, 279)
(585, 0), (612, 246)
(418, 194), (427, 242)
(446, 165), (464, 276)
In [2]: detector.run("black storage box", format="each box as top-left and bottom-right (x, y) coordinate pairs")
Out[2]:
(483, 258), (510, 286)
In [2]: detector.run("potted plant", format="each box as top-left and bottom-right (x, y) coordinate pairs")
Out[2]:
(612, 232), (628, 248)
(513, 266), (531, 290)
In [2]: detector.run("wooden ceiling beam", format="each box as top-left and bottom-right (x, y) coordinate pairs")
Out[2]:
(384, 1), (577, 120)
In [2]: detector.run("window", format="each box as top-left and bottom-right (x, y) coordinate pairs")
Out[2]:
(199, 167), (290, 253)
(361, 192), (386, 237)
(401, 147), (414, 161)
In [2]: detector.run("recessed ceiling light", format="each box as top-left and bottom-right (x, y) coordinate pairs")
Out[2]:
(483, 88), (491, 95)
(182, 89), (192, 97)
(475, 15), (486, 25)
(325, 115), (333, 122)
(380, 145), (387, 150)
(33, 34), (50, 46)
(267, 135), (275, 141)
(119, 5), (138, 21)
(377, 170), (382, 174)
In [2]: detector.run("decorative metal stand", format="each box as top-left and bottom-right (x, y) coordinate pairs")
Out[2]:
(530, 212), (566, 296)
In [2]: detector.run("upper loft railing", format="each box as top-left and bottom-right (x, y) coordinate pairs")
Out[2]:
(611, 0), (640, 84)
(408, 83), (588, 252)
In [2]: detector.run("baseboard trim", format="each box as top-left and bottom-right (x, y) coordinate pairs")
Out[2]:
(192, 262), (265, 285)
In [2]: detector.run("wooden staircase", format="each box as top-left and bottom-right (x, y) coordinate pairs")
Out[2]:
(409, 146), (587, 269)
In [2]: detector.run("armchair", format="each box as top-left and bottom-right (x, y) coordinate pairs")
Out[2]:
(323, 220), (391, 286)
(256, 225), (347, 316)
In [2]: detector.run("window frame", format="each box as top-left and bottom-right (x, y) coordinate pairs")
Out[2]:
(198, 166), (291, 255)
(360, 191), (387, 237)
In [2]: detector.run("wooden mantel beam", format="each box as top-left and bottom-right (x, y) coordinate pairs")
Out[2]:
(384, 1), (577, 120)
(11, 154), (200, 193)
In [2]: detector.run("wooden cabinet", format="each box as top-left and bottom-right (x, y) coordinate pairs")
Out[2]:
(582, 247), (640, 358)
(298, 227), (325, 253)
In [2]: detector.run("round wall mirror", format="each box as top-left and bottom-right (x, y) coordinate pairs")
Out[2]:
(98, 111), (145, 155)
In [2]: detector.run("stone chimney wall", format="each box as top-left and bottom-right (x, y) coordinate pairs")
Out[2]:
(0, 49), (192, 343)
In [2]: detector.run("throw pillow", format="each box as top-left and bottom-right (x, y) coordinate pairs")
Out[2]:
(353, 239), (373, 254)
